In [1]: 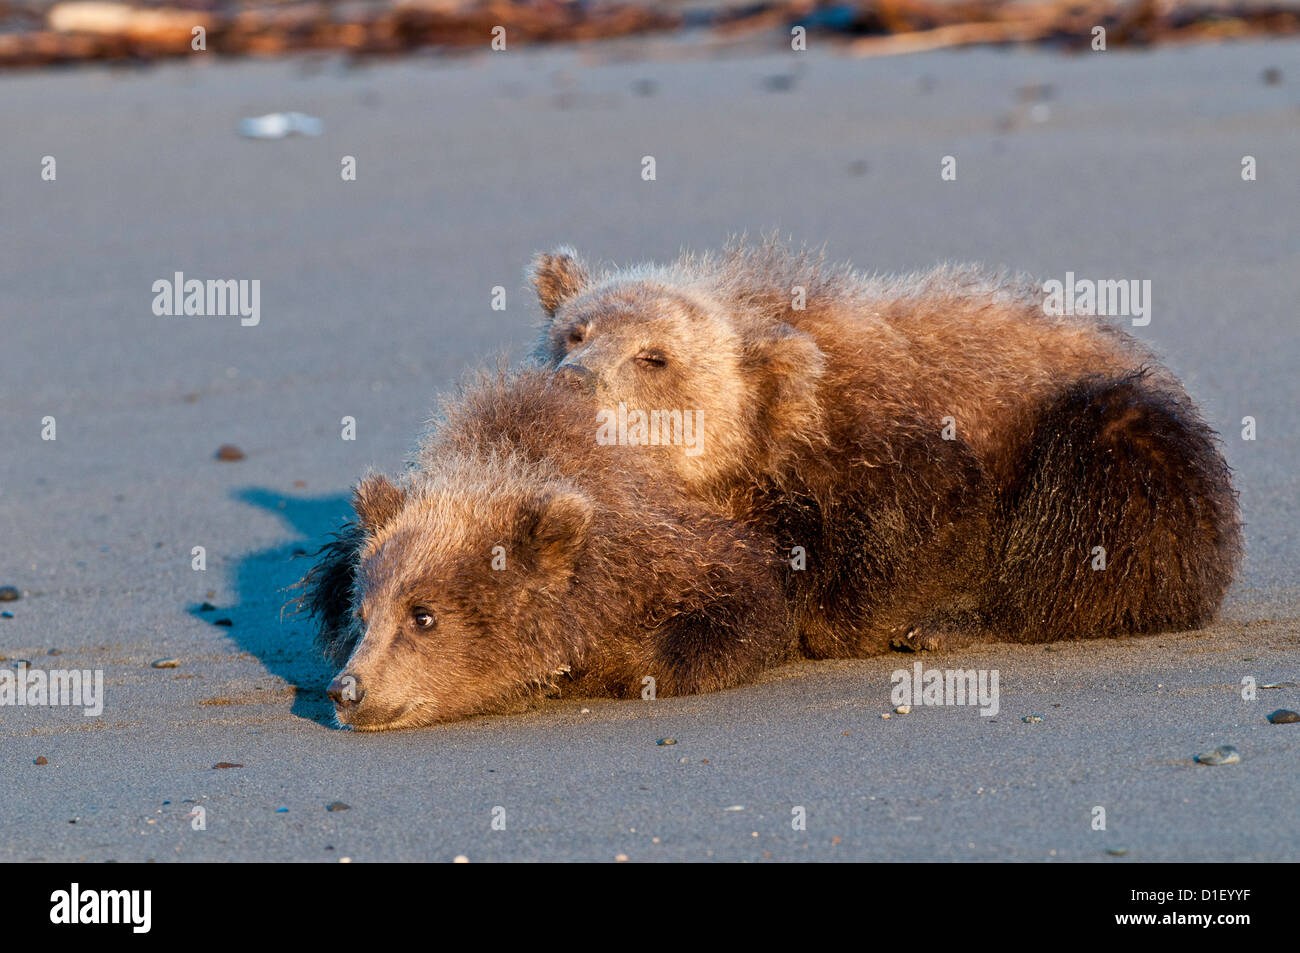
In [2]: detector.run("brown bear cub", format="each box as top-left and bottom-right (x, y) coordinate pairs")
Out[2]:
(531, 238), (1241, 654)
(299, 370), (794, 730)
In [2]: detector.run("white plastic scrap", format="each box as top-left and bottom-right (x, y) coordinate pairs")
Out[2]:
(239, 112), (324, 139)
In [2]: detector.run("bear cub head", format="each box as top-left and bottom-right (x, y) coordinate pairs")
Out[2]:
(530, 246), (827, 494)
(327, 467), (593, 730)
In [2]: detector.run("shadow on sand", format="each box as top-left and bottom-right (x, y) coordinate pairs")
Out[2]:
(187, 487), (351, 727)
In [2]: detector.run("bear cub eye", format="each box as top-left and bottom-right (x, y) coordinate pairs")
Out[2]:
(566, 327), (585, 346)
(411, 606), (437, 629)
(634, 350), (667, 369)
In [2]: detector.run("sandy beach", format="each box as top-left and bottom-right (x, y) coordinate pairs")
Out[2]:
(1, 35), (1297, 861)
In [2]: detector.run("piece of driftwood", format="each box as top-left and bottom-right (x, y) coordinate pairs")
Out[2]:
(4, 1), (1299, 68)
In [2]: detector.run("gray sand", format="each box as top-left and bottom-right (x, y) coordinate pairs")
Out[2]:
(1, 36), (1297, 861)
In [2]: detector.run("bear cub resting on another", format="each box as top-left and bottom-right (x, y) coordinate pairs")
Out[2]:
(532, 238), (1240, 656)
(301, 239), (1241, 729)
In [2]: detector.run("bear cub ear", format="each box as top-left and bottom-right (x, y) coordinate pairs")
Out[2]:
(352, 473), (406, 536)
(516, 488), (593, 569)
(528, 246), (590, 318)
(743, 321), (827, 439)
(743, 321), (827, 387)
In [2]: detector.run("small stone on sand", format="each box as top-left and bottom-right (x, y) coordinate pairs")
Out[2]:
(1194, 745), (1240, 765)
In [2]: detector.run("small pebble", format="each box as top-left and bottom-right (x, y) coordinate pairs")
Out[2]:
(34, 756), (48, 765)
(198, 602), (216, 612)
(214, 618), (233, 627)
(276, 807), (289, 813)
(1, 611), (12, 619)
(1262, 66), (1283, 85)
(215, 444), (245, 461)
(614, 853), (628, 862)
(1195, 745), (1240, 765)
(1267, 709), (1299, 724)
(326, 801), (350, 811)
(894, 705), (911, 714)
(1106, 847), (1129, 856)
(151, 658), (179, 669)
(212, 762), (243, 769)
(340, 857), (352, 863)
(1022, 714), (1044, 723)
(880, 712), (890, 719)
(453, 855), (469, 864)
(656, 738), (675, 746)
(47, 648), (60, 656)
(1261, 682), (1296, 689)
(580, 708), (590, 713)
(0, 586), (19, 601)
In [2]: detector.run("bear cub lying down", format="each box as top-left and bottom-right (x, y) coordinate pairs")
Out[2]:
(302, 239), (1241, 729)
(300, 371), (793, 730)
(533, 239), (1240, 655)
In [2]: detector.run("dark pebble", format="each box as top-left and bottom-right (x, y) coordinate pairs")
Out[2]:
(215, 444), (245, 461)
(198, 602), (216, 612)
(326, 802), (350, 812)
(34, 756), (48, 765)
(762, 74), (796, 92)
(47, 648), (60, 656)
(212, 762), (243, 769)
(1105, 847), (1128, 856)
(657, 738), (676, 746)
(0, 586), (20, 601)
(1268, 709), (1299, 724)
(214, 618), (233, 627)
(1262, 67), (1283, 86)
(150, 658), (179, 669)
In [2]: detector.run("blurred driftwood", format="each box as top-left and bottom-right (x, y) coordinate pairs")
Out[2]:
(2, 0), (1298, 68)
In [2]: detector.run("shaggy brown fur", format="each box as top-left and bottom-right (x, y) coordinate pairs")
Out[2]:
(530, 238), (1241, 651)
(299, 370), (794, 730)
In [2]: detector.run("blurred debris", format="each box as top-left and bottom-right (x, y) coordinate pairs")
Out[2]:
(1, 1), (1298, 68)
(239, 111), (323, 137)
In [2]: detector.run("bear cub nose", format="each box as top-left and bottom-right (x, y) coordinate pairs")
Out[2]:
(327, 674), (365, 708)
(554, 363), (597, 394)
